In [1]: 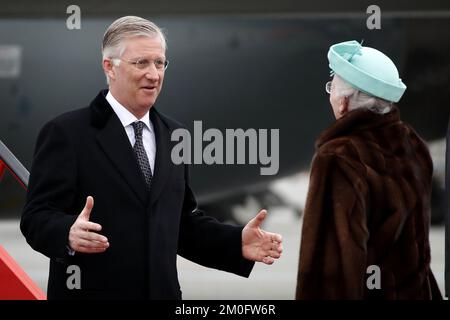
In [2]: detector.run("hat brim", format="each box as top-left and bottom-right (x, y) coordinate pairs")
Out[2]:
(328, 44), (406, 102)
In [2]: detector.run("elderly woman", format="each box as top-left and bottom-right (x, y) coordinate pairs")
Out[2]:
(296, 41), (442, 299)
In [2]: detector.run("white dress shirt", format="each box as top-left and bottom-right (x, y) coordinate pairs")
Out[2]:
(106, 91), (156, 174)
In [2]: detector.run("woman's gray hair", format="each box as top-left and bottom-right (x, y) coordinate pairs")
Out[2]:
(102, 16), (167, 83)
(333, 75), (393, 114)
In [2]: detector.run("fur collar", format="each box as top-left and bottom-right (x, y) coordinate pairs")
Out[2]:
(316, 106), (401, 148)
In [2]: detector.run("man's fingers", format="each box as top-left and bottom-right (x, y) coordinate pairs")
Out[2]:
(247, 209), (267, 229)
(267, 250), (281, 259)
(271, 239), (283, 253)
(277, 243), (283, 253)
(262, 238), (283, 252)
(77, 220), (102, 232)
(79, 196), (94, 220)
(75, 238), (109, 250)
(262, 256), (275, 265)
(76, 246), (108, 254)
(79, 231), (108, 243)
(258, 231), (282, 248)
(78, 239), (109, 249)
(271, 233), (282, 243)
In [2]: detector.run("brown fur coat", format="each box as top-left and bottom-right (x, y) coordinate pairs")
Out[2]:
(296, 107), (442, 299)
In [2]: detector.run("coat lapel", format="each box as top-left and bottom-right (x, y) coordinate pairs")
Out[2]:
(90, 90), (149, 205)
(148, 108), (174, 208)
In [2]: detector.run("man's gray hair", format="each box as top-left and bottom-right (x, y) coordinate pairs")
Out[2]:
(333, 75), (393, 114)
(102, 16), (167, 83)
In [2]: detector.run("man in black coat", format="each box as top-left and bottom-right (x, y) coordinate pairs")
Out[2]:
(20, 16), (283, 300)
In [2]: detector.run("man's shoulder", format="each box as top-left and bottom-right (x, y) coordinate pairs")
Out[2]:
(43, 106), (91, 130)
(37, 107), (92, 142)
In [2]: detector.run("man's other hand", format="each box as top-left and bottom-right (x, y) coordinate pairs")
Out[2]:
(242, 209), (283, 265)
(68, 196), (109, 253)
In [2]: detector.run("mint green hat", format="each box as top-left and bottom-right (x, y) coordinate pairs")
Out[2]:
(327, 40), (406, 102)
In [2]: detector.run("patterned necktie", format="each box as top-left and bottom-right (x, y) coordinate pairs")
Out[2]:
(132, 121), (152, 187)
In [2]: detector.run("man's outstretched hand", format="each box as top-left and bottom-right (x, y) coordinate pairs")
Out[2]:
(68, 196), (109, 254)
(242, 209), (283, 265)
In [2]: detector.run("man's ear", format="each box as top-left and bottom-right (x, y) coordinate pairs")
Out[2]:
(339, 96), (349, 115)
(103, 59), (116, 81)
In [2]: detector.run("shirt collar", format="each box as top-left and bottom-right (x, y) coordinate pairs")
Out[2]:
(106, 91), (152, 132)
